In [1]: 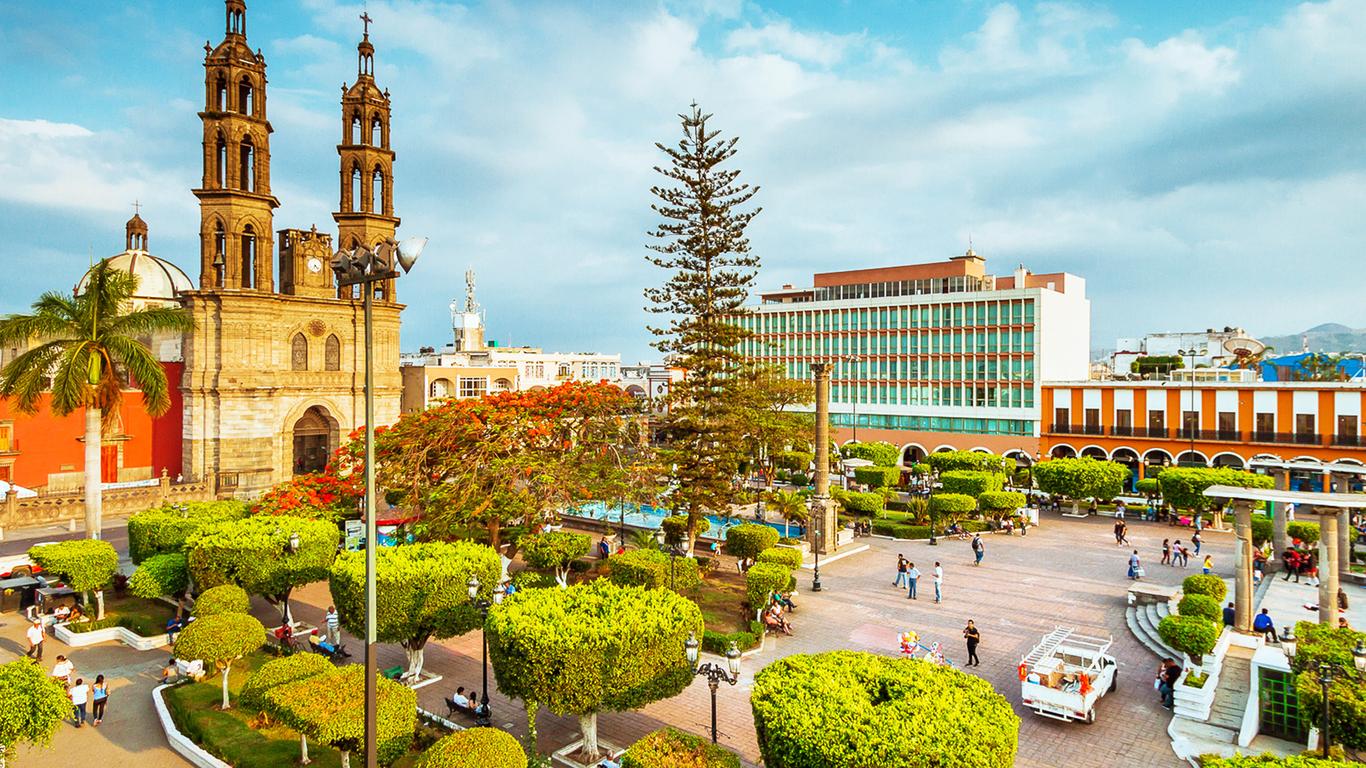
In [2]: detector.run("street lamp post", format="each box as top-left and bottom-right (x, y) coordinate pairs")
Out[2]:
(1177, 346), (1207, 466)
(466, 575), (505, 728)
(332, 235), (426, 768)
(684, 632), (742, 744)
(1281, 629), (1366, 758)
(811, 506), (822, 592)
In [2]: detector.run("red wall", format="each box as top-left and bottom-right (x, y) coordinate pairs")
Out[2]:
(0, 361), (183, 489)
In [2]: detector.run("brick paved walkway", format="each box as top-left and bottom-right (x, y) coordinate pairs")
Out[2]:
(3, 511), (1240, 767)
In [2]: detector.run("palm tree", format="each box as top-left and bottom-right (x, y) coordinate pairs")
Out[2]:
(769, 490), (808, 538)
(0, 261), (193, 539)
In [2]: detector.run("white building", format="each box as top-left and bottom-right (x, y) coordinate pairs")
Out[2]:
(1112, 328), (1250, 374)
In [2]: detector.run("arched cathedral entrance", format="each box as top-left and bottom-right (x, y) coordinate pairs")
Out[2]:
(292, 406), (337, 476)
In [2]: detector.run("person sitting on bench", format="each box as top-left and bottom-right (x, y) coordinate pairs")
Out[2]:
(769, 590), (796, 613)
(763, 603), (793, 635)
(447, 686), (477, 716)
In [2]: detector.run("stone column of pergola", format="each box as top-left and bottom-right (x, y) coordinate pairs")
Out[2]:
(809, 362), (838, 556)
(1338, 509), (1352, 584)
(1270, 468), (1289, 565)
(1232, 499), (1255, 634)
(1318, 508), (1340, 626)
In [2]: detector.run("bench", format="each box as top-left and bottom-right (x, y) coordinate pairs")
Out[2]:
(382, 665), (404, 681)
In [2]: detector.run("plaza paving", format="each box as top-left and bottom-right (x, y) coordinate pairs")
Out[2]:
(0, 512), (1269, 767)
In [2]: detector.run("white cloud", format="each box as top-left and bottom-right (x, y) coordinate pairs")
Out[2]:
(1122, 32), (1239, 94)
(725, 20), (863, 67)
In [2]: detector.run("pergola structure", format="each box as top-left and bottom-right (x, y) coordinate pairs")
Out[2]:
(1243, 459), (1365, 566)
(1204, 485), (1362, 631)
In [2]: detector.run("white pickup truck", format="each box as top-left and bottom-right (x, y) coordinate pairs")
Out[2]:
(1018, 626), (1118, 724)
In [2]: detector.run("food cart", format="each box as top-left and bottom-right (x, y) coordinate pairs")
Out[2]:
(1018, 626), (1117, 723)
(0, 576), (41, 614)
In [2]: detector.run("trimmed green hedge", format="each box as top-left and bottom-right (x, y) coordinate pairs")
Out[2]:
(756, 547), (803, 570)
(926, 450), (1010, 474)
(1250, 515), (1273, 546)
(841, 441), (899, 467)
(940, 470), (1003, 497)
(725, 524), (779, 565)
(622, 727), (742, 768)
(1159, 467), (1273, 511)
(27, 540), (119, 593)
(128, 552), (189, 601)
(1135, 478), (1160, 496)
(1034, 458), (1129, 502)
(745, 562), (796, 612)
(193, 584), (252, 617)
(871, 521), (932, 540)
(265, 664), (416, 765)
(1199, 755), (1354, 768)
(929, 493), (976, 523)
(608, 548), (702, 593)
(853, 465), (901, 488)
(127, 501), (250, 564)
(702, 621), (764, 654)
(752, 651), (1018, 767)
(419, 728), (528, 768)
(977, 491), (1026, 514)
(1178, 594), (1222, 624)
(1287, 521), (1320, 546)
(240, 653), (334, 710)
(1158, 614), (1219, 660)
(832, 489), (884, 514)
(1182, 574), (1228, 603)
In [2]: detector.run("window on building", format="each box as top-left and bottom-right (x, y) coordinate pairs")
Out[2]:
(372, 169), (384, 214)
(1148, 410), (1166, 435)
(1084, 408), (1100, 432)
(1337, 415), (1358, 443)
(350, 165), (363, 212)
(215, 135), (227, 188)
(0, 422), (13, 453)
(1053, 407), (1070, 431)
(1181, 410), (1199, 438)
(1294, 414), (1315, 436)
(1115, 409), (1132, 433)
(324, 335), (341, 371)
(459, 377), (487, 398)
(215, 76), (228, 111)
(291, 333), (308, 371)
(238, 76), (254, 115)
(1217, 411), (1236, 437)
(350, 112), (362, 145)
(372, 115), (385, 147)
(1255, 412), (1275, 438)
(239, 137), (255, 192)
(240, 226), (256, 289)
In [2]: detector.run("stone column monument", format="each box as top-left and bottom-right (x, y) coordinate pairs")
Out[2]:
(809, 362), (839, 557)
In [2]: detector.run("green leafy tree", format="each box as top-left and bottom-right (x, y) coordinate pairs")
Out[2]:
(0, 659), (72, 766)
(925, 450), (1010, 474)
(329, 541), (501, 680)
(660, 514), (709, 548)
(1157, 614), (1219, 666)
(127, 552), (190, 617)
(773, 451), (813, 473)
(751, 651), (1019, 767)
(173, 612), (267, 709)
(928, 493), (977, 526)
(1033, 458), (1129, 513)
(852, 466), (901, 488)
(1159, 467), (1273, 515)
(622, 727), (741, 768)
(745, 562), (796, 612)
(645, 103), (762, 554)
(939, 470), (1004, 497)
(520, 531), (592, 588)
(240, 653), (334, 710)
(0, 261), (193, 541)
(841, 442), (899, 467)
(27, 539), (118, 619)
(186, 516), (338, 624)
(607, 548), (701, 593)
(419, 728), (528, 768)
(486, 580), (703, 763)
(192, 584), (251, 617)
(733, 363), (815, 487)
(127, 501), (250, 563)
(725, 523), (779, 568)
(1289, 621), (1366, 751)
(977, 491), (1027, 520)
(264, 664), (416, 768)
(768, 490), (809, 538)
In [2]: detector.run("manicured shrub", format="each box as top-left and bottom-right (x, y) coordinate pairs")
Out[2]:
(751, 651), (1018, 767)
(1200, 755), (1352, 768)
(929, 493), (976, 525)
(192, 584), (251, 617)
(834, 490), (884, 514)
(419, 728), (528, 768)
(265, 664), (416, 766)
(1034, 458), (1129, 502)
(1287, 521), (1320, 546)
(773, 450), (813, 472)
(977, 491), (1026, 516)
(789, 472), (810, 486)
(1178, 594), (1222, 624)
(0, 658), (75, 760)
(520, 530), (592, 583)
(27, 539), (118, 594)
(660, 514), (710, 545)
(127, 501), (250, 563)
(607, 547), (702, 592)
(1158, 467), (1273, 512)
(1288, 620), (1366, 751)
(1250, 515), (1274, 546)
(745, 562), (796, 612)
(186, 515), (339, 622)
(756, 547), (803, 570)
(1135, 478), (1160, 496)
(940, 470), (1003, 497)
(1157, 614), (1219, 662)
(853, 465), (901, 488)
(909, 462), (931, 476)
(841, 441), (899, 467)
(511, 570), (557, 590)
(240, 652), (334, 710)
(127, 552), (189, 602)
(725, 523), (779, 566)
(702, 621), (764, 654)
(926, 450), (1010, 474)
(174, 612), (268, 709)
(622, 727), (742, 768)
(1182, 574), (1228, 603)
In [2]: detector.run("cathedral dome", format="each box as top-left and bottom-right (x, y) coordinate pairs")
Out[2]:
(75, 215), (193, 303)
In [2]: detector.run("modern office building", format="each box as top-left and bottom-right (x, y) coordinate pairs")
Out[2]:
(1040, 380), (1366, 491)
(736, 248), (1089, 463)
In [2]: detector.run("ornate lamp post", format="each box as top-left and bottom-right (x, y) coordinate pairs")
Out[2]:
(1176, 346), (1206, 466)
(1281, 628), (1366, 758)
(811, 504), (822, 592)
(332, 235), (425, 768)
(466, 575), (505, 727)
(684, 632), (741, 744)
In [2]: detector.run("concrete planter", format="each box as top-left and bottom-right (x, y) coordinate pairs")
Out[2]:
(1173, 627), (1234, 722)
(152, 684), (231, 768)
(551, 739), (627, 768)
(53, 621), (169, 651)
(776, 540), (809, 558)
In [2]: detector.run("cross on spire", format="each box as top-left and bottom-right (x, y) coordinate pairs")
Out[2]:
(360, 11), (372, 38)
(133, 199), (142, 216)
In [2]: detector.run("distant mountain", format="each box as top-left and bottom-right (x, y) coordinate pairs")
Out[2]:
(1260, 324), (1366, 354)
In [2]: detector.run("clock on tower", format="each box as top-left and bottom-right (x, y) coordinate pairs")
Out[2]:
(279, 226), (337, 298)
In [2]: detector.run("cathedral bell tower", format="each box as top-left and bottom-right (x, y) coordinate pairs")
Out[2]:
(333, 15), (400, 302)
(193, 0), (280, 292)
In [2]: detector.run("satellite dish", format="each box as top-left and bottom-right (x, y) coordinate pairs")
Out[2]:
(1223, 337), (1266, 358)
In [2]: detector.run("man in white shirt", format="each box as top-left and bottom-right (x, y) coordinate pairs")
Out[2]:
(68, 677), (90, 727)
(905, 563), (921, 600)
(933, 562), (944, 603)
(26, 620), (44, 660)
(448, 686), (472, 715)
(325, 606), (341, 646)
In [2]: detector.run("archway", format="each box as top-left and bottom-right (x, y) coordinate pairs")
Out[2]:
(1050, 444), (1077, 459)
(292, 405), (337, 476)
(901, 444), (926, 465)
(1080, 445), (1107, 460)
(1211, 452), (1246, 469)
(1176, 450), (1209, 468)
(1111, 447), (1140, 491)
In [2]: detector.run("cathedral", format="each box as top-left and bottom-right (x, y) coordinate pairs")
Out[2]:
(179, 0), (404, 497)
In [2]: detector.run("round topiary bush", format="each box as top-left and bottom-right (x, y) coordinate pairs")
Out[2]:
(1157, 614), (1219, 663)
(745, 562), (796, 611)
(928, 493), (977, 524)
(751, 651), (1018, 767)
(977, 491), (1026, 516)
(1286, 521), (1320, 546)
(622, 727), (742, 768)
(419, 727), (528, 768)
(1250, 515), (1273, 546)
(939, 470), (1003, 498)
(755, 547), (802, 570)
(240, 652), (334, 710)
(725, 524), (779, 566)
(127, 501), (250, 564)
(1181, 574), (1228, 603)
(660, 515), (710, 545)
(1135, 478), (1159, 496)
(608, 548), (702, 592)
(192, 584), (252, 617)
(1177, 593), (1221, 624)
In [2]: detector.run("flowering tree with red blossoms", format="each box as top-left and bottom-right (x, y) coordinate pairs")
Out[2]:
(252, 465), (364, 520)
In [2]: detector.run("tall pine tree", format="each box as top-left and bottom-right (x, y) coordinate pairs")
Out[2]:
(646, 103), (761, 551)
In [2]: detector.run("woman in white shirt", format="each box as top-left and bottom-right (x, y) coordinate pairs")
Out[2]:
(69, 677), (89, 727)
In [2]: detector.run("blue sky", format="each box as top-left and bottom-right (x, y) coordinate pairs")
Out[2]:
(2, 0), (1364, 362)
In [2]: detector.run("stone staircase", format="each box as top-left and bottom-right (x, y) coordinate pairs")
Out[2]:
(1126, 599), (1182, 660)
(1207, 648), (1253, 732)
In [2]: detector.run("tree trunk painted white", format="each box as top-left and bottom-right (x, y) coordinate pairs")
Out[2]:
(403, 642), (427, 679)
(299, 735), (310, 765)
(220, 665), (232, 709)
(500, 553), (512, 583)
(1071, 499), (1080, 516)
(554, 567), (568, 589)
(340, 750), (350, 768)
(84, 407), (102, 540)
(578, 712), (601, 763)
(94, 589), (106, 620)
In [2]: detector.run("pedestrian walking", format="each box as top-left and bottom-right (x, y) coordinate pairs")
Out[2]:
(1305, 558), (1320, 587)
(598, 536), (611, 559)
(91, 674), (108, 726)
(1158, 658), (1181, 709)
(1116, 500), (1127, 519)
(906, 562), (920, 600)
(963, 620), (981, 666)
(325, 606), (341, 646)
(1128, 550), (1144, 580)
(1202, 554), (1213, 574)
(69, 677), (89, 727)
(933, 562), (944, 603)
(1192, 530), (1202, 555)
(1178, 543), (1191, 568)
(1118, 521), (1130, 546)
(1172, 540), (1186, 567)
(894, 554), (908, 588)
(1161, 538), (1171, 566)
(51, 656), (74, 688)
(26, 619), (44, 660)
(971, 535), (984, 566)
(1113, 519), (1125, 545)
